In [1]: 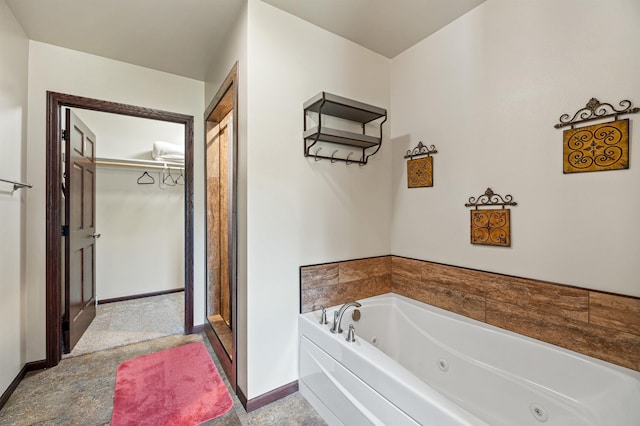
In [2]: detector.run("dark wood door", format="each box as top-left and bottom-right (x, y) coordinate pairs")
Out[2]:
(63, 109), (97, 353)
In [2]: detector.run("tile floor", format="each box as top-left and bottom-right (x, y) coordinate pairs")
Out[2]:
(0, 294), (325, 425)
(67, 291), (184, 357)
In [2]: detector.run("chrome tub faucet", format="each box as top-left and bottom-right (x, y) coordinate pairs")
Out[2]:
(330, 301), (361, 334)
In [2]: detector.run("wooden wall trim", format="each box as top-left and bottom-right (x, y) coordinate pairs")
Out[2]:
(184, 115), (194, 335)
(25, 360), (48, 372)
(236, 384), (248, 408)
(0, 360), (46, 410)
(204, 324), (235, 392)
(0, 365), (27, 410)
(45, 91), (62, 368)
(238, 381), (299, 413)
(98, 288), (184, 305)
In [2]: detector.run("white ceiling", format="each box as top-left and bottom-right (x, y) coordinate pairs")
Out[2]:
(7, 0), (485, 81)
(6, 0), (245, 81)
(261, 0), (486, 58)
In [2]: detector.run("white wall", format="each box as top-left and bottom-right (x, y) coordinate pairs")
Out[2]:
(25, 41), (204, 362)
(246, 0), (391, 398)
(390, 0), (640, 297)
(204, 1), (249, 394)
(77, 109), (185, 160)
(74, 110), (185, 301)
(0, 0), (28, 396)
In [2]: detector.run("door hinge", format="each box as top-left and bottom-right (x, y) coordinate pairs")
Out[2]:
(62, 129), (67, 140)
(61, 225), (69, 237)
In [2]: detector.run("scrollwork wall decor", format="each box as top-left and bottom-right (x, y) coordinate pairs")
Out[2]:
(464, 188), (517, 247)
(405, 142), (438, 188)
(555, 98), (638, 174)
(404, 141), (438, 159)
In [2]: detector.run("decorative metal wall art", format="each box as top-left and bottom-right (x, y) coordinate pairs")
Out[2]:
(555, 98), (639, 174)
(465, 188), (517, 247)
(563, 120), (629, 173)
(404, 142), (437, 188)
(407, 157), (433, 187)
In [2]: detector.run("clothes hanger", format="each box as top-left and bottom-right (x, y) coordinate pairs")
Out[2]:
(175, 168), (185, 185)
(137, 171), (155, 185)
(163, 166), (176, 186)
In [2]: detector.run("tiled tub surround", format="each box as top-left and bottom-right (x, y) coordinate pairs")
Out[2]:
(300, 256), (640, 372)
(300, 256), (391, 313)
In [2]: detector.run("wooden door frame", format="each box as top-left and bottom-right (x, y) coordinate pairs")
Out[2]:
(203, 62), (238, 391)
(46, 91), (195, 367)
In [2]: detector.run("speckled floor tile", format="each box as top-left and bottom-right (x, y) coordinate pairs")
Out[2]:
(237, 392), (326, 426)
(1, 331), (325, 426)
(67, 292), (184, 357)
(0, 334), (203, 426)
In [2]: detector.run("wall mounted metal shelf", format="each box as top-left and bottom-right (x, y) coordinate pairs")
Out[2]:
(303, 127), (380, 148)
(303, 92), (387, 165)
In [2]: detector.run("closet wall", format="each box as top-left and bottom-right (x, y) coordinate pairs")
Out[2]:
(75, 110), (185, 301)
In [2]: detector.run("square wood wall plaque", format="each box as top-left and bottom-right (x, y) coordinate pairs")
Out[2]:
(407, 156), (433, 188)
(563, 119), (629, 173)
(470, 209), (510, 247)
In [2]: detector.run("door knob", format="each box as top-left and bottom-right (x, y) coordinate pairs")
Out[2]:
(90, 233), (101, 239)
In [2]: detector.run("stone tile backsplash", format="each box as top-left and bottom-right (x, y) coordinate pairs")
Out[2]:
(300, 255), (640, 371)
(300, 256), (391, 313)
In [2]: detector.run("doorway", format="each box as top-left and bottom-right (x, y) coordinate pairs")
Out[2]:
(62, 107), (186, 356)
(46, 91), (195, 367)
(204, 63), (238, 391)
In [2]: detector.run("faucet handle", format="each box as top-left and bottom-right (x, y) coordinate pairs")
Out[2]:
(330, 310), (340, 333)
(346, 324), (356, 342)
(319, 305), (328, 325)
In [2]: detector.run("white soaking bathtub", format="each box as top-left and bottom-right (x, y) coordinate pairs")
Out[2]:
(298, 293), (640, 426)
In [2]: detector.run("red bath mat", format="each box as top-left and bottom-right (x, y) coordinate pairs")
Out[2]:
(111, 342), (233, 426)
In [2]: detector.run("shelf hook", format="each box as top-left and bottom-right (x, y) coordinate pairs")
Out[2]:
(346, 152), (354, 165)
(330, 150), (339, 163)
(314, 147), (322, 161)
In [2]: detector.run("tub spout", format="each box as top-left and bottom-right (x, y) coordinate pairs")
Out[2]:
(330, 301), (362, 334)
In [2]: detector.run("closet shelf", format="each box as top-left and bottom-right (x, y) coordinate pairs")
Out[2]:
(95, 157), (184, 170)
(303, 92), (387, 165)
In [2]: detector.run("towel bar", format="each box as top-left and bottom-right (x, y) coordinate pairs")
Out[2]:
(0, 177), (32, 191)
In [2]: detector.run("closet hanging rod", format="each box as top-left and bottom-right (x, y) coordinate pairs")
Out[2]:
(0, 177), (32, 190)
(95, 157), (184, 170)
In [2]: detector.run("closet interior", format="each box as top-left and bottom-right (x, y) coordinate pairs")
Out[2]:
(61, 108), (186, 353)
